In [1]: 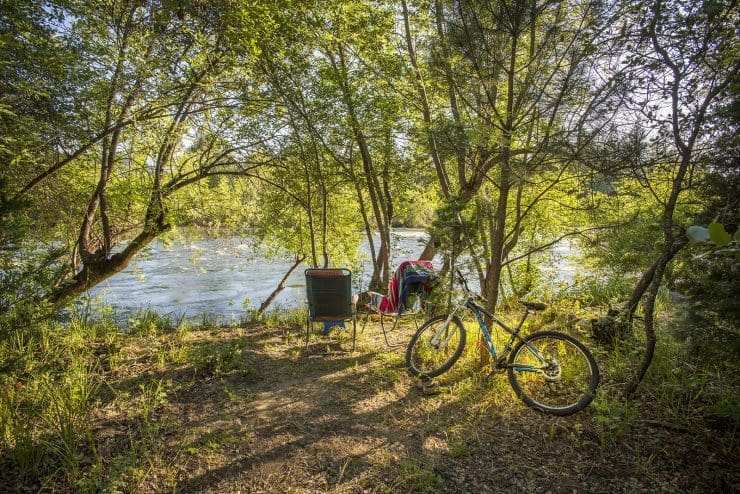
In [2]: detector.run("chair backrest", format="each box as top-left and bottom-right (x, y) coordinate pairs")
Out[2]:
(396, 260), (435, 314)
(305, 268), (353, 320)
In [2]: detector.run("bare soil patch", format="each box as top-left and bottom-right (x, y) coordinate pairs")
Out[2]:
(91, 320), (738, 493)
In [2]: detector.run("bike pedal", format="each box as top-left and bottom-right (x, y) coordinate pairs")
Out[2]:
(485, 363), (506, 381)
(416, 378), (441, 395)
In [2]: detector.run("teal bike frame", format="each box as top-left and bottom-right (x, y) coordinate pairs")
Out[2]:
(413, 269), (600, 416)
(431, 272), (549, 375)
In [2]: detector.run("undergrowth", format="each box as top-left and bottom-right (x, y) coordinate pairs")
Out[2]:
(0, 299), (736, 491)
(0, 301), (269, 492)
(416, 299), (738, 454)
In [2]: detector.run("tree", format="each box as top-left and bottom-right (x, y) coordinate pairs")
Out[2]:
(2, 1), (285, 306)
(1, 1), (95, 313)
(258, 0), (414, 290)
(257, 30), (362, 271)
(402, 0), (621, 319)
(315, 0), (408, 289)
(613, 0), (739, 395)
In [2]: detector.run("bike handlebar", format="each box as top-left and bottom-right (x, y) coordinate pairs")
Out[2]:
(454, 269), (545, 313)
(454, 269), (487, 305)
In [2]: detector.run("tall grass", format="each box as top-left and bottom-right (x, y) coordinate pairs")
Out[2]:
(1, 295), (735, 491)
(0, 301), (162, 491)
(430, 292), (738, 453)
(0, 310), (106, 489)
(0, 301), (301, 491)
(551, 279), (739, 448)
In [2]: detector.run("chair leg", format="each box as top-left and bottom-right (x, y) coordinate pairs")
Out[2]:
(351, 318), (357, 352)
(360, 311), (370, 334)
(305, 315), (311, 351)
(380, 314), (404, 348)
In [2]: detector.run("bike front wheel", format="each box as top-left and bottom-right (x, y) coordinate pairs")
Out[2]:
(507, 331), (599, 416)
(406, 315), (466, 378)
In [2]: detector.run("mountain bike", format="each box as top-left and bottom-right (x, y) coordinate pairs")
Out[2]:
(405, 272), (600, 416)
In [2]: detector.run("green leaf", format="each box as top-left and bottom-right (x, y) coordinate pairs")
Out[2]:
(687, 226), (710, 244)
(708, 222), (732, 247)
(734, 229), (740, 243)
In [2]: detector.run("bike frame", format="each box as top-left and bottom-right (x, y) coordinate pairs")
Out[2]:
(436, 296), (547, 373)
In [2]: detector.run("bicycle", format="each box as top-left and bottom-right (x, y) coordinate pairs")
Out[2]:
(405, 271), (600, 416)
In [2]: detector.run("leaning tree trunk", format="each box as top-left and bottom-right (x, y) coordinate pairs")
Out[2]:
(622, 158), (689, 395)
(257, 255), (305, 315)
(622, 237), (686, 396)
(327, 44), (392, 291)
(623, 257), (665, 397)
(51, 218), (169, 307)
(623, 239), (687, 318)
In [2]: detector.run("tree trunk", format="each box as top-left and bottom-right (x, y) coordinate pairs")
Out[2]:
(258, 255), (305, 315)
(623, 253), (667, 397)
(51, 222), (168, 307)
(623, 238), (687, 316)
(331, 46), (391, 291)
(419, 237), (437, 261)
(402, 0), (451, 199)
(434, 0), (467, 187)
(479, 25), (519, 365)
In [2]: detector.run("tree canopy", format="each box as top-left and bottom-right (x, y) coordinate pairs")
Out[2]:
(1, 0), (738, 390)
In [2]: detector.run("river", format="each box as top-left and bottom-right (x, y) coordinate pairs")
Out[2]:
(88, 230), (577, 324)
(89, 230), (433, 323)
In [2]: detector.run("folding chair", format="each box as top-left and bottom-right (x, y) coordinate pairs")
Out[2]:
(360, 260), (435, 348)
(304, 268), (357, 353)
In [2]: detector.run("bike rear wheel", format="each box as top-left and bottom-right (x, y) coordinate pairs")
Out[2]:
(406, 315), (466, 378)
(507, 331), (599, 416)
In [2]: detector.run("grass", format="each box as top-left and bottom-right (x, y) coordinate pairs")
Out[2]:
(0, 301), (737, 492)
(390, 457), (443, 492)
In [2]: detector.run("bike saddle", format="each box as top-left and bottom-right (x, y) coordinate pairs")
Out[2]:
(520, 300), (547, 311)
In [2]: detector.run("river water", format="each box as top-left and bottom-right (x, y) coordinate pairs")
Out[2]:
(88, 230), (576, 324)
(89, 230), (433, 323)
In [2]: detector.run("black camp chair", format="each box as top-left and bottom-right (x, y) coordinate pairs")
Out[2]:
(304, 268), (357, 353)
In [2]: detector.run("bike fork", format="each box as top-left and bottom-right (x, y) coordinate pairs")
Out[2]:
(430, 308), (461, 347)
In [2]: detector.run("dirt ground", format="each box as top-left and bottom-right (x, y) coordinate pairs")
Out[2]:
(91, 320), (738, 493)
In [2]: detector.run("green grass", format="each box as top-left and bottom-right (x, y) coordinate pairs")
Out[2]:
(421, 299), (738, 453)
(186, 337), (253, 377)
(390, 458), (443, 492)
(0, 328), (103, 489)
(0, 300), (737, 492)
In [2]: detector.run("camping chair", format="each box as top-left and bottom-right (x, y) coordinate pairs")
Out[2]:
(304, 268), (357, 353)
(360, 260), (436, 347)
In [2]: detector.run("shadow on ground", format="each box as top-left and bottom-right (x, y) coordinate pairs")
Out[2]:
(92, 321), (737, 493)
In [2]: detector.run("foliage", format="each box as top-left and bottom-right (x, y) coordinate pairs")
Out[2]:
(687, 221), (739, 255)
(0, 0), (737, 450)
(677, 218), (739, 354)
